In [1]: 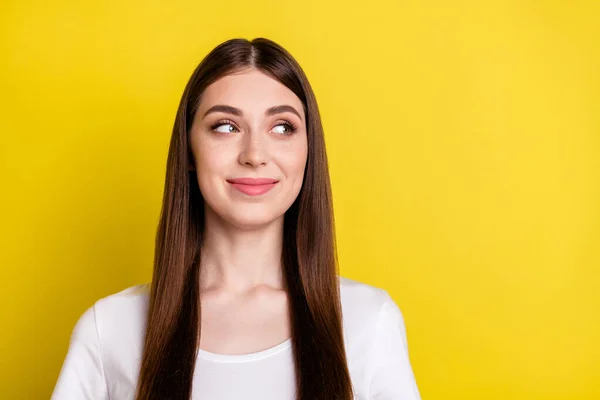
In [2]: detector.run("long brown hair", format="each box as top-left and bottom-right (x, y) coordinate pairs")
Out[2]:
(135, 37), (353, 400)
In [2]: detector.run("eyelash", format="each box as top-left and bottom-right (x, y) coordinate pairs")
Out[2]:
(210, 119), (298, 135)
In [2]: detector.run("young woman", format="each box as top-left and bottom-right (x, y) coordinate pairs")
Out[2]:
(51, 37), (421, 400)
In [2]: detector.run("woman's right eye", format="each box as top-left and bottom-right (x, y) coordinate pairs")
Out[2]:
(211, 121), (238, 134)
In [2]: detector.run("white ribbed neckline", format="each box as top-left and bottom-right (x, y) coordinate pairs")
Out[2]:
(197, 338), (292, 363)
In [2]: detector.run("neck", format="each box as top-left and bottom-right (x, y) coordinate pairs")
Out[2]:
(199, 206), (286, 295)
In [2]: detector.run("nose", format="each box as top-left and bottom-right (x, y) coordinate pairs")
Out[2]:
(238, 128), (268, 167)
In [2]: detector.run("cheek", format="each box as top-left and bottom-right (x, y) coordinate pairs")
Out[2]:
(195, 140), (230, 176)
(280, 143), (308, 179)
(192, 144), (228, 200)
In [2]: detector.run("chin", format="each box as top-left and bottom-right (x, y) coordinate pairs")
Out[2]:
(225, 212), (284, 230)
(209, 203), (284, 230)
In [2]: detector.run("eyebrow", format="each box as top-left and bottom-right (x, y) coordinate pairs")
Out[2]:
(202, 104), (303, 121)
(266, 105), (303, 120)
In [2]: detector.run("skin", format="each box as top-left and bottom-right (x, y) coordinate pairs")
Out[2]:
(188, 67), (308, 354)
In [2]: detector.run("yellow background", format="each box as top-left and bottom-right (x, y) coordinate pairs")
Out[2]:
(1, 1), (599, 399)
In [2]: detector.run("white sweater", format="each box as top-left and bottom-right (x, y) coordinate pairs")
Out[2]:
(51, 276), (421, 399)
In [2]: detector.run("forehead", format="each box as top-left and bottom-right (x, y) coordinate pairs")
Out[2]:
(197, 69), (304, 119)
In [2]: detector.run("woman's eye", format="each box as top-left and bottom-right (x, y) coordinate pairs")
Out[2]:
(214, 123), (237, 133)
(272, 124), (292, 135)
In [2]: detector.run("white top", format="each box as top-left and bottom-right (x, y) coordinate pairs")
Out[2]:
(51, 276), (421, 400)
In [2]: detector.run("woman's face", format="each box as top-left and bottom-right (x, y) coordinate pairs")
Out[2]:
(189, 68), (308, 229)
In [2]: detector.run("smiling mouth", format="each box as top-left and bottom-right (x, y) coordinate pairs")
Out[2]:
(226, 178), (279, 196)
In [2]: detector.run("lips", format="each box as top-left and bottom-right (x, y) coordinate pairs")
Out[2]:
(227, 177), (279, 185)
(226, 177), (279, 196)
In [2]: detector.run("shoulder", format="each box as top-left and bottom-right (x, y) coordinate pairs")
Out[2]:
(53, 285), (150, 399)
(71, 284), (150, 362)
(72, 284), (149, 330)
(92, 283), (150, 346)
(338, 275), (405, 347)
(93, 283), (150, 317)
(338, 275), (397, 323)
(337, 276), (420, 398)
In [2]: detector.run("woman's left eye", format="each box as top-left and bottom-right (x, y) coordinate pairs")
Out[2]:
(272, 123), (295, 135)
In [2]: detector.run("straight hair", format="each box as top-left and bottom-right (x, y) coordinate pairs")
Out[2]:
(135, 37), (353, 400)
